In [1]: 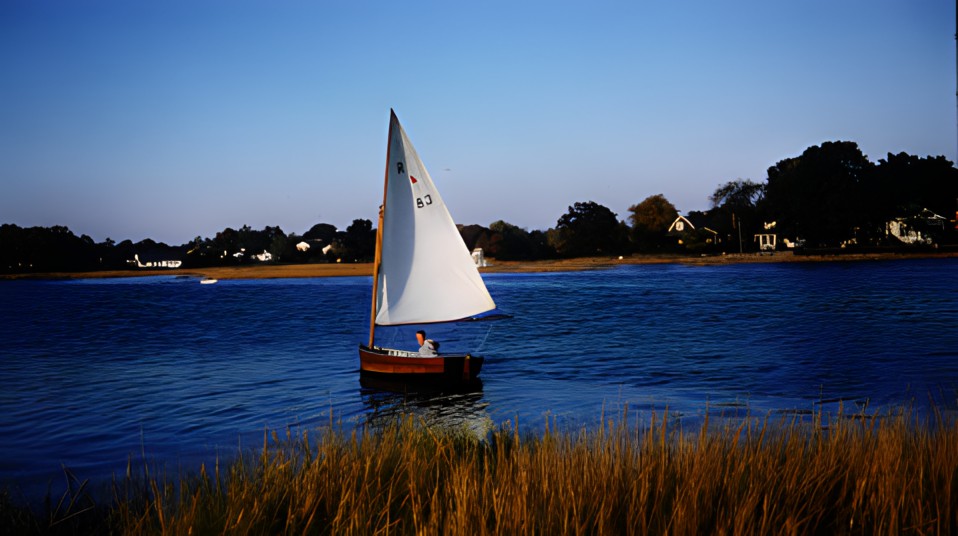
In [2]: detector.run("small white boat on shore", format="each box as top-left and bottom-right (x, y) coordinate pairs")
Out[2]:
(200, 278), (218, 285)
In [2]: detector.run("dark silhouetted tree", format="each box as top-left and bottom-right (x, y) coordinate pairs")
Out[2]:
(340, 219), (375, 262)
(555, 201), (625, 257)
(485, 220), (540, 260)
(458, 224), (490, 252)
(0, 224), (100, 272)
(303, 223), (338, 244)
(710, 179), (765, 211)
(868, 153), (958, 231)
(708, 179), (765, 252)
(628, 194), (678, 251)
(763, 141), (874, 246)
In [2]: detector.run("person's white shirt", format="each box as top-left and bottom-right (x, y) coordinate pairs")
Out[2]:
(416, 331), (439, 356)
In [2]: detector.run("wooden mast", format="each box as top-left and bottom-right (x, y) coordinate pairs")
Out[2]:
(368, 110), (395, 347)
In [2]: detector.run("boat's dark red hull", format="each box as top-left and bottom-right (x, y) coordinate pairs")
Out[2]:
(358, 344), (484, 382)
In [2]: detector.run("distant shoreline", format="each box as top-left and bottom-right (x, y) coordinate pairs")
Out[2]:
(3, 250), (956, 281)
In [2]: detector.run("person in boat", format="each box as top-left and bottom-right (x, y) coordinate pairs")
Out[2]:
(416, 330), (439, 356)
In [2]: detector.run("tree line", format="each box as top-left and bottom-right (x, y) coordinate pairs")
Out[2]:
(2, 140), (956, 274)
(0, 220), (378, 273)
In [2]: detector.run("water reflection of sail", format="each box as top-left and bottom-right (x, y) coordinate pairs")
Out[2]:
(359, 378), (492, 440)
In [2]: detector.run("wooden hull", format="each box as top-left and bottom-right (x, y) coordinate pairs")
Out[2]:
(358, 344), (484, 382)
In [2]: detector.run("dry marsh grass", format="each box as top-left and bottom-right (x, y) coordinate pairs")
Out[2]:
(4, 409), (956, 535)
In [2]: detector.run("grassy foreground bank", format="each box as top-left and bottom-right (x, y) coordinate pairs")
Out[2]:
(3, 411), (956, 535)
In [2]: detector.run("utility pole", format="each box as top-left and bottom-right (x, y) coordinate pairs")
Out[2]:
(738, 218), (743, 254)
(733, 213), (743, 254)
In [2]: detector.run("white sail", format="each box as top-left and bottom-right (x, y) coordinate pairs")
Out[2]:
(375, 111), (495, 326)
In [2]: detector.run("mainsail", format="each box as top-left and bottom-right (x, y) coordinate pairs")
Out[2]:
(373, 111), (495, 326)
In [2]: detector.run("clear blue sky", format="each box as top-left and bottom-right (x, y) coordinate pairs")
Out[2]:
(2, 0), (955, 245)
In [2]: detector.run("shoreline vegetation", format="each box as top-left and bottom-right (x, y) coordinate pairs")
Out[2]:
(2, 410), (956, 534)
(5, 142), (957, 278)
(3, 250), (957, 281)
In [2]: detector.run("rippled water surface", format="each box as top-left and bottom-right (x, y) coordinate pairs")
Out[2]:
(2, 259), (957, 497)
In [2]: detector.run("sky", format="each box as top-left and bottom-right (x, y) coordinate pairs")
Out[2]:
(2, 0), (956, 245)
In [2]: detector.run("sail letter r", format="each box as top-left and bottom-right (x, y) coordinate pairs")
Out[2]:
(396, 162), (405, 174)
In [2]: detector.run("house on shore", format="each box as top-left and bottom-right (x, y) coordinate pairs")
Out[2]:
(886, 208), (947, 245)
(472, 248), (487, 267)
(666, 214), (719, 248)
(232, 248), (274, 262)
(666, 215), (694, 236)
(130, 252), (183, 269)
(754, 221), (778, 252)
(296, 239), (336, 256)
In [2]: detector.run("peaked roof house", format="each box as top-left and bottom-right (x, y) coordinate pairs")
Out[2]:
(666, 214), (720, 248)
(666, 215), (695, 235)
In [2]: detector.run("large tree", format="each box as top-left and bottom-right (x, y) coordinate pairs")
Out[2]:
(555, 201), (625, 257)
(709, 179), (765, 211)
(628, 194), (678, 251)
(708, 180), (766, 252)
(0, 224), (100, 272)
(303, 223), (338, 244)
(482, 220), (555, 260)
(863, 152), (958, 244)
(339, 219), (376, 262)
(763, 141), (873, 246)
(869, 153), (958, 219)
(458, 224), (489, 252)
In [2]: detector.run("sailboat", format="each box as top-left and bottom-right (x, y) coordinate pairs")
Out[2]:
(358, 110), (496, 382)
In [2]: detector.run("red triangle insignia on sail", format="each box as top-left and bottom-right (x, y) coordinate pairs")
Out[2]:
(410, 176), (418, 184)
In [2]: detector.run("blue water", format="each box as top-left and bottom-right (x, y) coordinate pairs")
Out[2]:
(1, 259), (957, 499)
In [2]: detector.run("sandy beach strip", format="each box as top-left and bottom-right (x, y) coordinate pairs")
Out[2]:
(2, 250), (955, 280)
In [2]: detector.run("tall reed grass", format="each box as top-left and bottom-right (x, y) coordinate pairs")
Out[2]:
(4, 408), (956, 534)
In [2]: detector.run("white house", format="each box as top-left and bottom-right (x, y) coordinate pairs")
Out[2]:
(667, 215), (695, 234)
(130, 253), (182, 269)
(472, 248), (487, 267)
(886, 208), (946, 245)
(753, 234), (777, 251)
(297, 239), (329, 253)
(754, 221), (777, 251)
